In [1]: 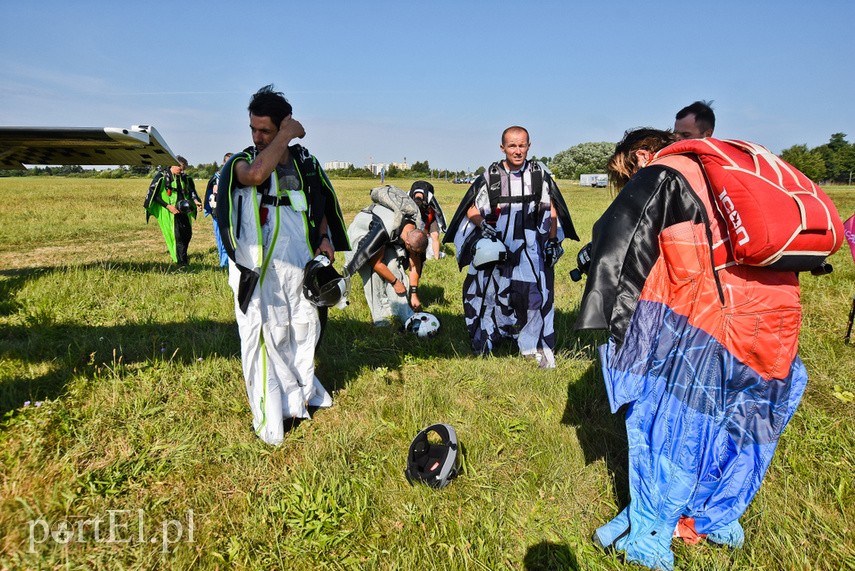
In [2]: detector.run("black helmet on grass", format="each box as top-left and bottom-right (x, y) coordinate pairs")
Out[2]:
(405, 423), (461, 489)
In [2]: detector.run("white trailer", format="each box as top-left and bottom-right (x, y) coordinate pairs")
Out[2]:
(580, 174), (608, 187)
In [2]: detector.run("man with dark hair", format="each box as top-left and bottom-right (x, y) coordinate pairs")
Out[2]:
(444, 126), (578, 368)
(409, 180), (447, 260)
(674, 100), (715, 140)
(216, 84), (349, 445)
(144, 155), (202, 266)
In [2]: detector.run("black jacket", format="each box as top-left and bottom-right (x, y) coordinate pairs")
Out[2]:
(574, 165), (711, 347)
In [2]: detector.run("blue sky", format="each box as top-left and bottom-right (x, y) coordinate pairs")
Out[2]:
(1, 1), (853, 172)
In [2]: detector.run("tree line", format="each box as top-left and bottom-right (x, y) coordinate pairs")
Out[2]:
(0, 163), (221, 180)
(325, 160), (482, 180)
(780, 133), (855, 184)
(2, 134), (853, 184)
(545, 135), (855, 184)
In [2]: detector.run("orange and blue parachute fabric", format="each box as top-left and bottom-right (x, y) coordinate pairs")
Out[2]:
(575, 153), (807, 570)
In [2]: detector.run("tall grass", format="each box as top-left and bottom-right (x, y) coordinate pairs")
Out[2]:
(0, 177), (853, 570)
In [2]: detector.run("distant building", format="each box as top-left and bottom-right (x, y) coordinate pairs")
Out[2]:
(323, 160), (353, 170)
(366, 160), (409, 175)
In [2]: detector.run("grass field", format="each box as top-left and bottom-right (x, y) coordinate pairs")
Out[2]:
(0, 176), (853, 570)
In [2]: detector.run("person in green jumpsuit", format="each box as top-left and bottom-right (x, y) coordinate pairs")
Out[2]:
(145, 156), (202, 266)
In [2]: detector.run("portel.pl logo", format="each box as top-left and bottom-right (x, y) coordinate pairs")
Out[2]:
(28, 509), (194, 554)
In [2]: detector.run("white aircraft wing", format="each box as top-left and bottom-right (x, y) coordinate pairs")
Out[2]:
(0, 125), (179, 169)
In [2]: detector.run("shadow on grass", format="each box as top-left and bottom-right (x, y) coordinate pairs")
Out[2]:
(523, 541), (579, 570)
(561, 362), (630, 507)
(412, 283), (447, 307)
(0, 317), (242, 417)
(0, 255), (238, 416)
(558, 323), (631, 508)
(315, 306), (474, 392)
(0, 259), (473, 419)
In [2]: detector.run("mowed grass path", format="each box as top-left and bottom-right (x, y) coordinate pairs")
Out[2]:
(0, 177), (853, 570)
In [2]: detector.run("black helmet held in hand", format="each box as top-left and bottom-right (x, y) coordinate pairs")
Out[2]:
(569, 242), (592, 282)
(303, 254), (349, 307)
(177, 199), (194, 214)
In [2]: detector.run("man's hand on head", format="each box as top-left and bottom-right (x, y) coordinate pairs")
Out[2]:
(279, 115), (305, 141)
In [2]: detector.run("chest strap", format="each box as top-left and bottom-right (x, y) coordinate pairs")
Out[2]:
(259, 194), (291, 207)
(487, 161), (543, 209)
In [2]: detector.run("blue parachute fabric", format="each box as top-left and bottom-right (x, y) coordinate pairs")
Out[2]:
(595, 299), (807, 569)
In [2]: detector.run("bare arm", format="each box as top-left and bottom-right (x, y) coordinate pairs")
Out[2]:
(466, 203), (484, 226)
(315, 215), (335, 262)
(549, 203), (558, 239)
(235, 116), (305, 187)
(407, 251), (423, 311)
(370, 248), (406, 295)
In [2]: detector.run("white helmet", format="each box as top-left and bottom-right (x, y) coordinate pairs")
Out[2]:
(472, 237), (507, 270)
(405, 312), (441, 338)
(303, 254), (349, 308)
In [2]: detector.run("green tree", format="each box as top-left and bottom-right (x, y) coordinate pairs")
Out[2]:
(327, 165), (374, 179)
(57, 165), (84, 175)
(816, 133), (855, 183)
(549, 142), (614, 179)
(411, 160), (430, 175)
(780, 145), (827, 182)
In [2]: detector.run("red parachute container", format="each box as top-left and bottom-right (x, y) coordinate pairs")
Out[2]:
(657, 138), (844, 272)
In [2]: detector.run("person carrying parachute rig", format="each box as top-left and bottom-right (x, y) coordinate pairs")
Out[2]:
(574, 128), (844, 571)
(444, 125), (578, 368)
(216, 85), (350, 446)
(144, 155), (203, 267)
(343, 184), (428, 327)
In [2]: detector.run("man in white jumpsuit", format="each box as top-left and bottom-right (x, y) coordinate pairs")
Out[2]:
(220, 85), (349, 445)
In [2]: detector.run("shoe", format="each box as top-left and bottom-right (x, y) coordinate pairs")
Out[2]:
(706, 520), (744, 549)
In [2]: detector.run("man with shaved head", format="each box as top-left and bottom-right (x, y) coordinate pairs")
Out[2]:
(444, 126), (578, 367)
(344, 185), (428, 327)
